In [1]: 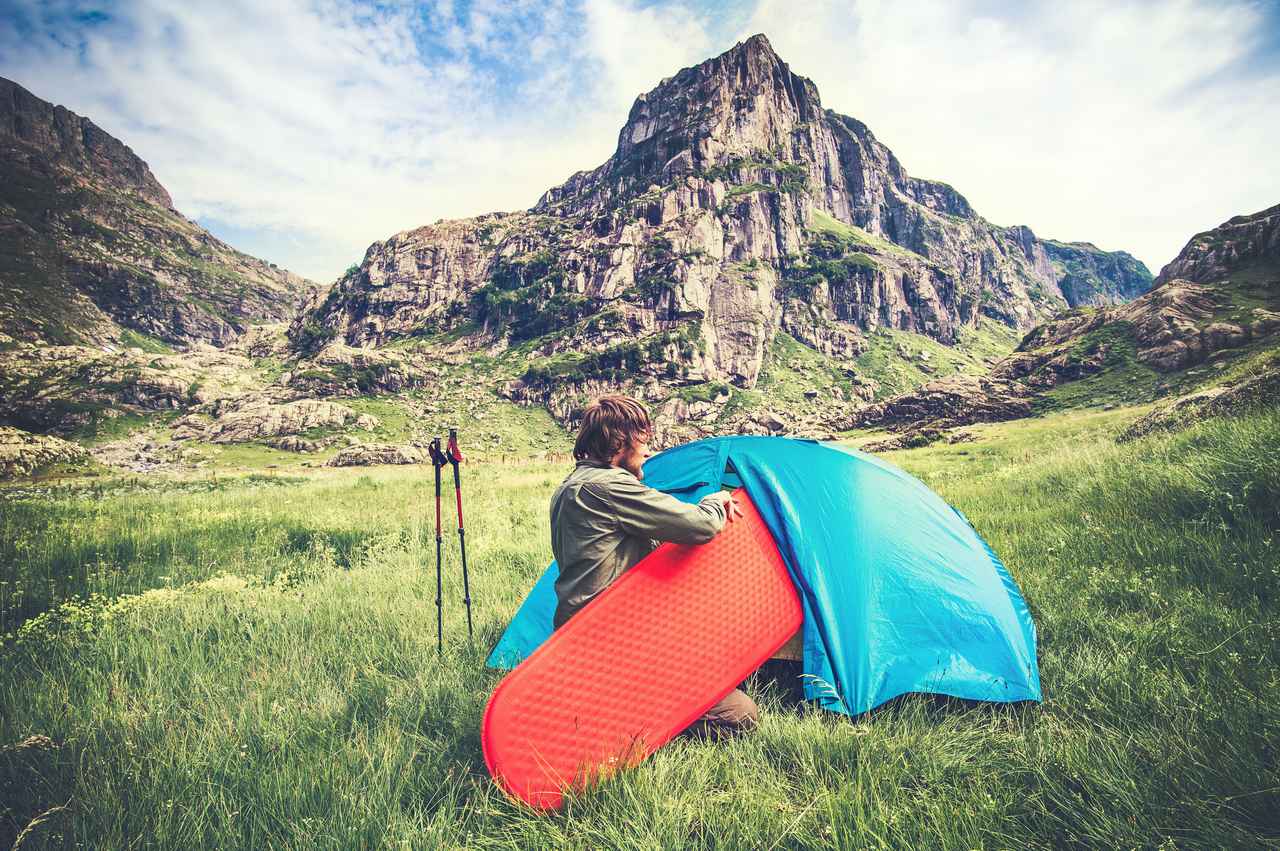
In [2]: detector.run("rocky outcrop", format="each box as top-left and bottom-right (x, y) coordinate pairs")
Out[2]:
(325, 443), (424, 467)
(0, 76), (310, 348)
(225, 323), (292, 360)
(852, 374), (1033, 431)
(861, 427), (976, 452)
(0, 343), (266, 435)
(854, 203), (1280, 432)
(295, 34), (1149, 424)
(862, 428), (948, 452)
(989, 206), (1280, 391)
(173, 400), (377, 444)
(1154, 204), (1280, 286)
(265, 435), (339, 453)
(1119, 363), (1280, 441)
(89, 430), (206, 473)
(286, 344), (428, 396)
(991, 279), (1269, 382)
(0, 426), (89, 478)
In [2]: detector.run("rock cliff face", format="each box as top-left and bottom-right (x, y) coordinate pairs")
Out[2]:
(1, 77), (172, 209)
(1040, 239), (1152, 307)
(857, 203), (1280, 430)
(0, 77), (310, 348)
(296, 35), (1150, 420)
(1153, 204), (1280, 287)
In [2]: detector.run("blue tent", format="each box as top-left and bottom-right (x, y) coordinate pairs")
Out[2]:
(486, 436), (1041, 715)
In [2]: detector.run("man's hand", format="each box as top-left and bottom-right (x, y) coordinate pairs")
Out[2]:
(725, 493), (743, 523)
(709, 490), (743, 523)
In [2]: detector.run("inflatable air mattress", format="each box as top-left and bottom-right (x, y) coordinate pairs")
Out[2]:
(481, 489), (802, 809)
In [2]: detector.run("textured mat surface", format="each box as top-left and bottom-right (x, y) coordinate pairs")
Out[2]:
(481, 488), (803, 810)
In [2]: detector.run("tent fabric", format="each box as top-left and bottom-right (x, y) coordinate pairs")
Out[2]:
(486, 436), (1041, 716)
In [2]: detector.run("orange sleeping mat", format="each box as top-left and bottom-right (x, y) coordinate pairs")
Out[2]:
(481, 488), (804, 810)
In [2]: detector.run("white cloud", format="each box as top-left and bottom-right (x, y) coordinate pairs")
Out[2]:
(736, 0), (1280, 272)
(581, 0), (715, 118)
(0, 0), (638, 280)
(1, 0), (1275, 282)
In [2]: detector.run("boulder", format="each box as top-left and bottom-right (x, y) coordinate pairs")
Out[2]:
(1200, 322), (1248, 351)
(287, 343), (428, 397)
(0, 426), (89, 478)
(862, 427), (946, 452)
(325, 443), (425, 467)
(0, 343), (265, 434)
(194, 400), (377, 444)
(853, 374), (1033, 431)
(265, 435), (330, 452)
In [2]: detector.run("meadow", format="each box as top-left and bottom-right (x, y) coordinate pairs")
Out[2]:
(1, 406), (1278, 849)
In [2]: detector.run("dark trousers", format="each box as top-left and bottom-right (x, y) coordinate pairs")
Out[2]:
(681, 688), (759, 739)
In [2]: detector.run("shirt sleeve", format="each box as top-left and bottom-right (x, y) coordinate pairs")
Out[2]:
(599, 475), (728, 545)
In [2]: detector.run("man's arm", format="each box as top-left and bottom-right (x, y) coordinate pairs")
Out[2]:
(601, 476), (732, 545)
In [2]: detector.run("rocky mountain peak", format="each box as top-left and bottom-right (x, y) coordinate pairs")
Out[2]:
(300, 34), (1154, 437)
(1, 76), (173, 209)
(537, 34), (822, 214)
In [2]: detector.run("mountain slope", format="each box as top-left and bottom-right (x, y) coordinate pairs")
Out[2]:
(856, 204), (1280, 431)
(0, 77), (310, 348)
(294, 35), (1150, 428)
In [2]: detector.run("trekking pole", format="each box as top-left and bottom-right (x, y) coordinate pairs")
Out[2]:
(447, 428), (473, 640)
(429, 437), (449, 654)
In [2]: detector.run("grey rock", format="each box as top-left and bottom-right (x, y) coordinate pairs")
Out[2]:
(325, 443), (425, 467)
(0, 426), (89, 478)
(195, 400), (376, 444)
(853, 374), (1033, 431)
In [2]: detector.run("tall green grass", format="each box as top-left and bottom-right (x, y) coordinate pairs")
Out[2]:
(0, 463), (560, 634)
(2, 409), (1277, 848)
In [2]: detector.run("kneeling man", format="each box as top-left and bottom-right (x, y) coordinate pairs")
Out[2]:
(549, 395), (758, 737)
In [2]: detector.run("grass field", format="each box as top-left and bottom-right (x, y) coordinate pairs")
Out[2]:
(2, 406), (1278, 848)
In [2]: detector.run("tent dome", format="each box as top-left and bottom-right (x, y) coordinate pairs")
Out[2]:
(487, 436), (1041, 715)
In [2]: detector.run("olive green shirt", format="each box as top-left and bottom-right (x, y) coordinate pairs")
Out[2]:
(550, 459), (728, 628)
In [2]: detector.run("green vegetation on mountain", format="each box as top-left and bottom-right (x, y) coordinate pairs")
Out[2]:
(854, 319), (1022, 399)
(1020, 255), (1279, 413)
(808, 209), (924, 261)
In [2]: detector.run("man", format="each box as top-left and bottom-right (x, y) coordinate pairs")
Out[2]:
(549, 395), (759, 737)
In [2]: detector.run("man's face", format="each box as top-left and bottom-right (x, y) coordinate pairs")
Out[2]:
(612, 433), (651, 479)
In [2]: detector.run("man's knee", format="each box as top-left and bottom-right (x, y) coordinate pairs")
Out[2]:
(708, 688), (759, 729)
(686, 688), (758, 739)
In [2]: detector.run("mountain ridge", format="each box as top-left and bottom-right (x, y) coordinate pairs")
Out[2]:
(0, 76), (311, 349)
(1, 76), (172, 209)
(855, 203), (1280, 434)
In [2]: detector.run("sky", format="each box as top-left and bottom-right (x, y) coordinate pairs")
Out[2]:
(1, 0), (1277, 283)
